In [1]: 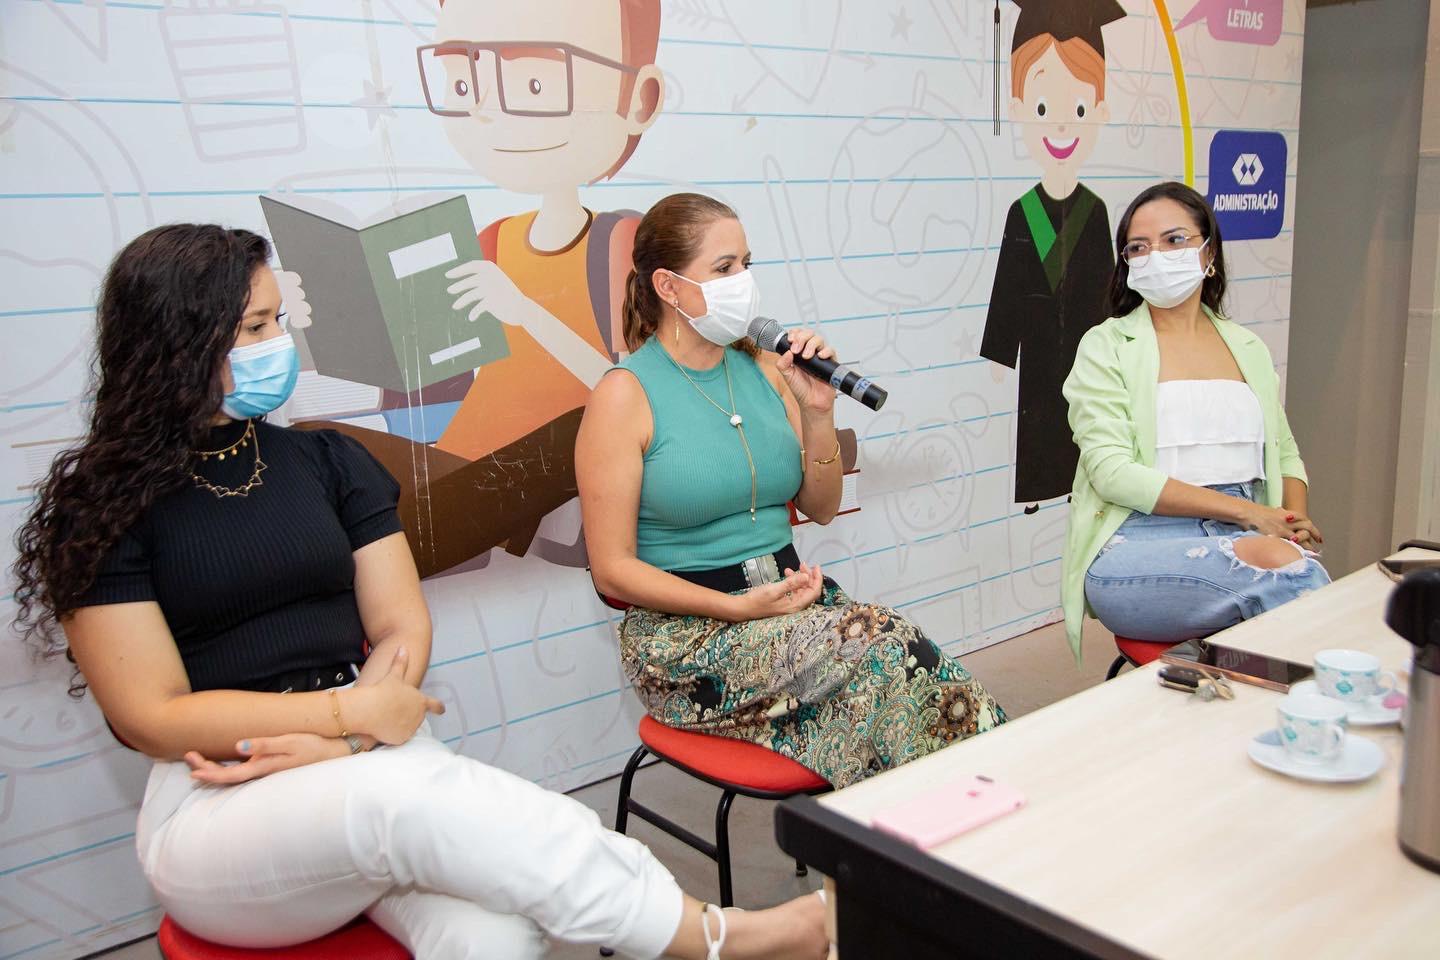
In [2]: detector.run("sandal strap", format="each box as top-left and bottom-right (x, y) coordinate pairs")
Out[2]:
(701, 903), (728, 960)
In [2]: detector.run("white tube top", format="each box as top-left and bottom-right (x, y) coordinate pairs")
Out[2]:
(1154, 379), (1265, 486)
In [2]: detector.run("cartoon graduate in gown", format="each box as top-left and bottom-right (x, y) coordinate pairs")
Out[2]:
(982, 0), (1124, 512)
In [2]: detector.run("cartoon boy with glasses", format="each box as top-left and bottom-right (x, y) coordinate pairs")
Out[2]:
(282, 0), (663, 576)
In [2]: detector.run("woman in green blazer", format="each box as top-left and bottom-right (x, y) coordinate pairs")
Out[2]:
(1060, 182), (1329, 657)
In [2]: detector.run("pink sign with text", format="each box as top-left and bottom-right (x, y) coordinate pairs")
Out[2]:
(1175, 0), (1283, 46)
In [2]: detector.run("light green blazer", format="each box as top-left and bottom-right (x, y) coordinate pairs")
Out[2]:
(1059, 302), (1308, 657)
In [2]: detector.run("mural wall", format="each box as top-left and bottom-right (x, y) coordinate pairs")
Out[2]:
(0, 1), (1304, 956)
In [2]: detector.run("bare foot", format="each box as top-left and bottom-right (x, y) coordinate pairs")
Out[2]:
(720, 892), (828, 959)
(665, 892), (827, 960)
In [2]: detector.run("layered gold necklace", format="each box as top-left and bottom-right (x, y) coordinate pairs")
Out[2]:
(191, 419), (267, 498)
(659, 346), (759, 522)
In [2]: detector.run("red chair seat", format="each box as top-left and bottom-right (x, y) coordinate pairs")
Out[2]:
(1115, 636), (1173, 667)
(158, 916), (408, 960)
(637, 715), (828, 794)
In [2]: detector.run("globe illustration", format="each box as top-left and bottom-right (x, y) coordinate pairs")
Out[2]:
(826, 78), (994, 311)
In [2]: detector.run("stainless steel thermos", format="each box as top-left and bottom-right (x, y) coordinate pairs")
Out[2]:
(1387, 567), (1440, 873)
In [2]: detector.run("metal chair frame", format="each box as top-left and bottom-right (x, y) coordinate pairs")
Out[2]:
(610, 738), (829, 909)
(1104, 651), (1134, 680)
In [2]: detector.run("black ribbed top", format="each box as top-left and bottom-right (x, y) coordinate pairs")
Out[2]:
(78, 420), (402, 692)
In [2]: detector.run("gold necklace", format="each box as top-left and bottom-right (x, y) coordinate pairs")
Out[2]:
(661, 347), (759, 522)
(192, 420), (267, 498)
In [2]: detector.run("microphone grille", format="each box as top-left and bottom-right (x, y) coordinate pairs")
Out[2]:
(748, 315), (785, 352)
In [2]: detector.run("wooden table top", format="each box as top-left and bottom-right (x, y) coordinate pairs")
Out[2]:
(818, 549), (1440, 959)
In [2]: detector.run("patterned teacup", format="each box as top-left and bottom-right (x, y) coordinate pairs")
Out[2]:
(1276, 692), (1348, 764)
(1313, 649), (1397, 704)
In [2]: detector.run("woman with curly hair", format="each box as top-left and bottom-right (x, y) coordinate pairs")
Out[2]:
(576, 193), (1005, 790)
(11, 224), (825, 960)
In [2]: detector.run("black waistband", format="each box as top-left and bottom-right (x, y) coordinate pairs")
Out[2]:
(251, 662), (360, 694)
(668, 544), (801, 594)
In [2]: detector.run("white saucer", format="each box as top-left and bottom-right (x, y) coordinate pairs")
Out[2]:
(1289, 679), (1403, 726)
(1247, 730), (1385, 783)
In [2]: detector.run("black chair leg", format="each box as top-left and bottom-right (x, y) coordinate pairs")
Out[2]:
(613, 745), (649, 834)
(602, 746), (649, 958)
(1105, 654), (1127, 681)
(715, 790), (737, 908)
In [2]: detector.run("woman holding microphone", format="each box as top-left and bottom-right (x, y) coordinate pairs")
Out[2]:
(578, 193), (1005, 791)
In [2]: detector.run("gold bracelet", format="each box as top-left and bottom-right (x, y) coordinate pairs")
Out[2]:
(812, 440), (841, 466)
(328, 688), (349, 739)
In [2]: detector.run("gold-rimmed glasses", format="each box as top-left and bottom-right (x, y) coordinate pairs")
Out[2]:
(1121, 233), (1208, 268)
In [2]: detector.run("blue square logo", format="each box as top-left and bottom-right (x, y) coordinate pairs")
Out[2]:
(1206, 130), (1287, 241)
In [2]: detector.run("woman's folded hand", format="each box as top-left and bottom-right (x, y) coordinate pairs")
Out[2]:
(346, 646), (446, 745)
(184, 733), (348, 785)
(735, 563), (825, 621)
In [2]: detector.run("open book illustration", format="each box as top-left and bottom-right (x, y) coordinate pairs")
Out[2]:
(260, 193), (510, 396)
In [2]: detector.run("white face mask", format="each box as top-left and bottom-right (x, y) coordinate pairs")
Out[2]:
(670, 269), (760, 346)
(1126, 241), (1209, 309)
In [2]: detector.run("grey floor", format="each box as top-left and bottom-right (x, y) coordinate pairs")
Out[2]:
(97, 619), (1116, 960)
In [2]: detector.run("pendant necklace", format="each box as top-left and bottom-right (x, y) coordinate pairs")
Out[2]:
(661, 348), (759, 522)
(191, 419), (267, 498)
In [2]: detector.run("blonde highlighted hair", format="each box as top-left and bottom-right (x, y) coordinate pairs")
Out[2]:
(622, 192), (749, 352)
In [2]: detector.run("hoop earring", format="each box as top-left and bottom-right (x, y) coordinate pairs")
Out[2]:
(1204, 263), (1216, 278)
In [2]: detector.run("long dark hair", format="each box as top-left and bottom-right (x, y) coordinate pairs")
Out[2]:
(1106, 181), (1228, 319)
(622, 192), (755, 354)
(11, 224), (272, 693)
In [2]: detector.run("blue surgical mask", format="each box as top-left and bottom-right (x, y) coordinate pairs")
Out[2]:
(222, 333), (299, 419)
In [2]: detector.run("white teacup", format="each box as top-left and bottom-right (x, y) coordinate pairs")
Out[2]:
(1313, 649), (1397, 704)
(1277, 693), (1348, 764)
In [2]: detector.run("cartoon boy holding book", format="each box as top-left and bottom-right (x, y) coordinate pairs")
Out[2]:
(279, 0), (663, 576)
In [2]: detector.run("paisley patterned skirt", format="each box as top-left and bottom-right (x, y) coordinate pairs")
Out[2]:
(618, 581), (1006, 789)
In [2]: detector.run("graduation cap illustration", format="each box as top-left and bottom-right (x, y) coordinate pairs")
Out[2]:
(1011, 0), (1126, 55)
(992, 0), (1126, 134)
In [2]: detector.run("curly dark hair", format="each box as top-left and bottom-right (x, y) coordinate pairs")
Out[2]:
(10, 224), (272, 694)
(1106, 180), (1228, 319)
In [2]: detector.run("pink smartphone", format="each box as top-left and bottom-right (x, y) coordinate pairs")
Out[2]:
(870, 775), (1026, 849)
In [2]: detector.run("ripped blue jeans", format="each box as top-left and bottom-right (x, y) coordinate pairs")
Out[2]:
(1084, 482), (1331, 642)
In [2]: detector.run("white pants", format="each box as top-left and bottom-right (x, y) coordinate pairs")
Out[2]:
(136, 728), (683, 960)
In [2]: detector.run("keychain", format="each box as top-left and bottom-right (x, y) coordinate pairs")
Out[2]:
(1158, 665), (1235, 701)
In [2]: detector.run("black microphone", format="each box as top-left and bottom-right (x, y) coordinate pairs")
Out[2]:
(748, 316), (888, 411)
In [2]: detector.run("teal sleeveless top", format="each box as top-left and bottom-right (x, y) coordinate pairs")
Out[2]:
(618, 339), (803, 571)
